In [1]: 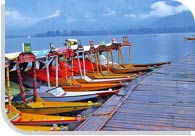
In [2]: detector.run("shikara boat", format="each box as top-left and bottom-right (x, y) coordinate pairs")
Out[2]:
(68, 46), (134, 83)
(111, 66), (150, 74)
(108, 37), (150, 73)
(26, 87), (119, 102)
(12, 98), (100, 115)
(60, 79), (122, 91)
(184, 37), (195, 40)
(75, 76), (133, 83)
(44, 46), (124, 91)
(123, 61), (171, 68)
(13, 86), (120, 101)
(5, 57), (85, 127)
(7, 105), (85, 126)
(83, 43), (137, 79)
(12, 45), (100, 115)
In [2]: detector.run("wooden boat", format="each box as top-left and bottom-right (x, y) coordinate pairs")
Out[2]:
(96, 45), (148, 75)
(12, 45), (100, 115)
(111, 66), (150, 74)
(7, 105), (85, 126)
(60, 81), (122, 92)
(47, 47), (124, 92)
(12, 98), (100, 115)
(21, 87), (119, 102)
(15, 125), (68, 131)
(75, 76), (132, 83)
(108, 37), (150, 73)
(60, 46), (134, 84)
(83, 43), (137, 79)
(5, 57), (85, 127)
(184, 37), (195, 40)
(122, 61), (171, 68)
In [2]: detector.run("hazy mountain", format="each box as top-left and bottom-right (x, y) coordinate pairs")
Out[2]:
(16, 11), (195, 35)
(147, 11), (195, 28)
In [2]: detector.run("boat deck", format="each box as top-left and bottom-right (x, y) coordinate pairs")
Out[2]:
(76, 53), (195, 131)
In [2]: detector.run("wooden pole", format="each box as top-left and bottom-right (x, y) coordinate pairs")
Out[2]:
(107, 50), (110, 75)
(46, 57), (51, 90)
(77, 51), (83, 78)
(119, 47), (125, 65)
(16, 57), (26, 103)
(110, 47), (114, 68)
(118, 47), (120, 69)
(82, 51), (86, 77)
(87, 52), (95, 75)
(55, 56), (58, 87)
(64, 54), (68, 80)
(94, 53), (100, 76)
(32, 61), (37, 102)
(6, 67), (11, 113)
(129, 46), (133, 68)
(97, 52), (103, 74)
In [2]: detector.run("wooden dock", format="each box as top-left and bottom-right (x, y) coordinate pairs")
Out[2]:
(76, 53), (195, 131)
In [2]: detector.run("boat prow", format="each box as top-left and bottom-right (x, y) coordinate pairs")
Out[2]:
(6, 105), (85, 126)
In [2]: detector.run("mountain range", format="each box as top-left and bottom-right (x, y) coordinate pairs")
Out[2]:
(8, 11), (195, 36)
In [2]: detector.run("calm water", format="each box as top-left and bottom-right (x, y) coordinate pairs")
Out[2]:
(5, 33), (195, 64)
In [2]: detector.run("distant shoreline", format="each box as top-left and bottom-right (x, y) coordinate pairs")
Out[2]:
(5, 31), (195, 39)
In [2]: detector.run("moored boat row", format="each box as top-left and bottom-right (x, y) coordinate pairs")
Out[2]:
(5, 36), (170, 131)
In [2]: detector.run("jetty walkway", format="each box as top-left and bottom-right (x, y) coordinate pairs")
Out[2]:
(76, 53), (195, 131)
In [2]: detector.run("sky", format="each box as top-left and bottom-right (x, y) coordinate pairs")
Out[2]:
(5, 0), (190, 32)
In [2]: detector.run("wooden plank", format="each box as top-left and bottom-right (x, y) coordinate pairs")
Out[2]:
(115, 104), (195, 122)
(110, 114), (195, 127)
(116, 110), (195, 121)
(124, 99), (195, 107)
(102, 127), (136, 131)
(104, 120), (195, 131)
(115, 112), (195, 121)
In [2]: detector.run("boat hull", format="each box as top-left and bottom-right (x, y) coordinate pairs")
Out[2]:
(39, 93), (98, 102)
(39, 89), (119, 102)
(15, 125), (68, 131)
(76, 78), (130, 84)
(60, 82), (122, 92)
(122, 62), (170, 68)
(111, 66), (150, 74)
(12, 100), (99, 115)
(185, 37), (195, 40)
(86, 72), (134, 81)
(7, 105), (84, 126)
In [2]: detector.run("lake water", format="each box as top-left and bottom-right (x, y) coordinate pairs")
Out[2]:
(5, 33), (195, 64)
